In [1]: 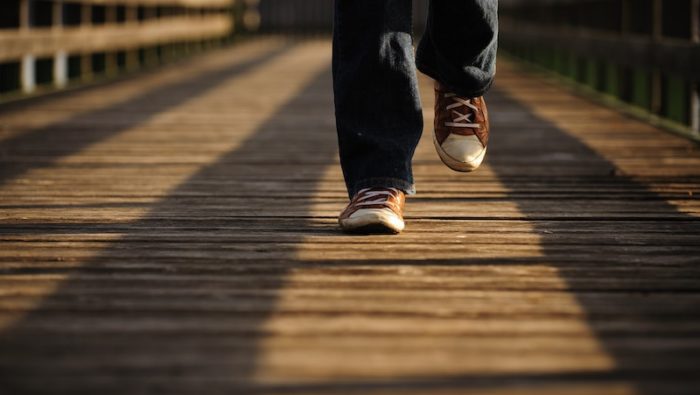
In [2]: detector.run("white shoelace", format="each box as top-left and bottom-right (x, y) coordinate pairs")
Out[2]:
(444, 93), (481, 129)
(354, 188), (400, 208)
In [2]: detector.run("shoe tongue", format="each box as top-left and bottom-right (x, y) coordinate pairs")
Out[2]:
(446, 120), (479, 136)
(361, 187), (398, 200)
(366, 187), (392, 192)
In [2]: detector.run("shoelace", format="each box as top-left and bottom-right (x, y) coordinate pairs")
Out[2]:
(353, 188), (401, 211)
(444, 93), (481, 129)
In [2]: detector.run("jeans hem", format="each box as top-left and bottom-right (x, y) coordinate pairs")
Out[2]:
(350, 177), (416, 199)
(416, 60), (494, 99)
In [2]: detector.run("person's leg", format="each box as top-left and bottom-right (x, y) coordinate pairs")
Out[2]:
(417, 0), (497, 173)
(333, 0), (423, 200)
(416, 0), (498, 98)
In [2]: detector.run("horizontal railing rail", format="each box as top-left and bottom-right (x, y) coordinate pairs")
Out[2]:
(500, 0), (700, 138)
(0, 0), (254, 100)
(501, 22), (700, 81)
(0, 15), (232, 62)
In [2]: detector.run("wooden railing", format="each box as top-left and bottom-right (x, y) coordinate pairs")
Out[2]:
(500, 0), (700, 138)
(252, 0), (427, 35)
(255, 0), (331, 34)
(0, 0), (254, 99)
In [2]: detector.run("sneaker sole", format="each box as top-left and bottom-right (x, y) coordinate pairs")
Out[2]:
(339, 209), (404, 234)
(432, 131), (486, 172)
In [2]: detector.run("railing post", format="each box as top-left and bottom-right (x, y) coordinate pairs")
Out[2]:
(651, 0), (663, 115)
(20, 0), (36, 94)
(621, 0), (631, 34)
(53, 0), (68, 88)
(105, 5), (118, 76)
(691, 0), (700, 134)
(244, 0), (261, 32)
(144, 7), (159, 66)
(620, 0), (632, 103)
(80, 4), (93, 82)
(125, 6), (140, 71)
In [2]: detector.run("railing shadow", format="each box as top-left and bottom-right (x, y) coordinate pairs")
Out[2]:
(0, 43), (290, 187)
(484, 86), (700, 393)
(0, 56), (341, 392)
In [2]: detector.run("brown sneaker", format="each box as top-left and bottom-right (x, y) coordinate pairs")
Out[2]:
(433, 80), (490, 172)
(338, 187), (405, 234)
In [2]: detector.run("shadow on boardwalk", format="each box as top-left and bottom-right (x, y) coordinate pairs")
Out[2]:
(0, 44), (289, 187)
(486, 88), (700, 394)
(0, 45), (338, 393)
(0, 50), (698, 394)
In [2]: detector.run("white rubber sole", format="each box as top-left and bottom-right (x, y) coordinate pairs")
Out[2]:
(432, 132), (487, 172)
(339, 208), (405, 234)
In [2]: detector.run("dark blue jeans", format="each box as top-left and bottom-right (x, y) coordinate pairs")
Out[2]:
(332, 0), (498, 198)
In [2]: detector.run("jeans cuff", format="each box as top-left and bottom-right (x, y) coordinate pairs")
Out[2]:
(416, 60), (493, 98)
(350, 177), (416, 199)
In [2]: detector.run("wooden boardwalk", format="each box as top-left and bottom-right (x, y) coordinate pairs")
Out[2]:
(0, 38), (699, 395)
